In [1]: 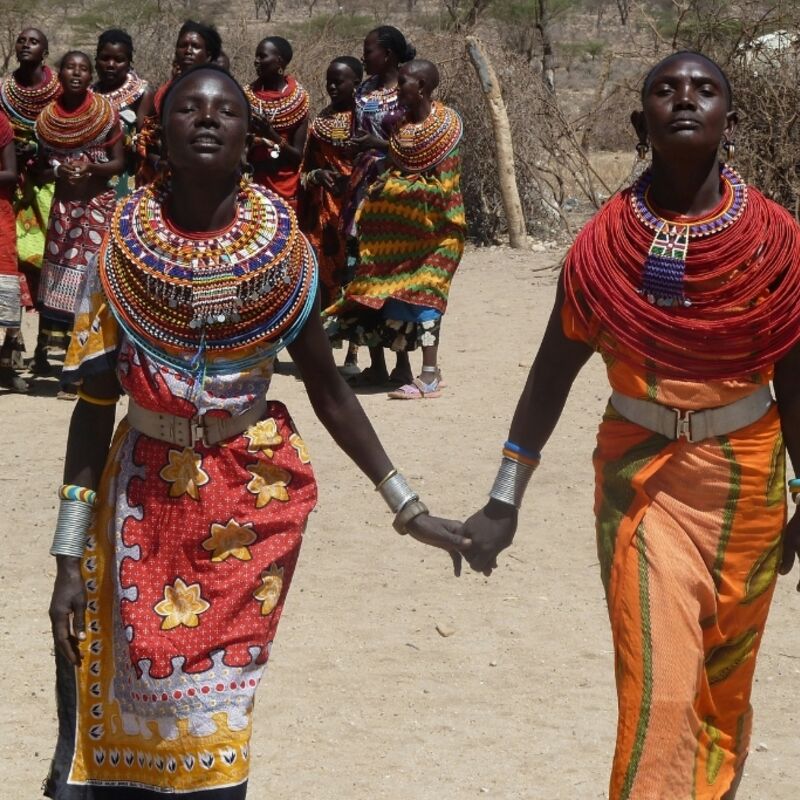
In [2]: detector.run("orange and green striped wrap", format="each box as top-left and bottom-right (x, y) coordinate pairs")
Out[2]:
(325, 137), (465, 317)
(564, 293), (786, 799)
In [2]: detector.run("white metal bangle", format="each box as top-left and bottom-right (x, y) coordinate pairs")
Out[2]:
(489, 456), (537, 509)
(376, 470), (418, 513)
(50, 498), (93, 558)
(393, 499), (429, 535)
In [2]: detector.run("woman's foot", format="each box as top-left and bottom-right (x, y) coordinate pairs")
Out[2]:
(388, 372), (442, 400)
(31, 345), (53, 376)
(388, 365), (414, 386)
(339, 345), (360, 377)
(347, 364), (390, 387)
(7, 332), (25, 369)
(0, 364), (28, 393)
(57, 384), (78, 401)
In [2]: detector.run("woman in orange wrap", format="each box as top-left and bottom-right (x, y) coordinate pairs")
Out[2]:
(299, 56), (362, 307)
(461, 52), (800, 799)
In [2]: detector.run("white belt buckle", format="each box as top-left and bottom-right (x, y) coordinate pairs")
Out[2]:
(674, 408), (695, 442)
(191, 416), (207, 447)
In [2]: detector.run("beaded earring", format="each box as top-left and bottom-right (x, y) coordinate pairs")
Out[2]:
(636, 140), (650, 160)
(722, 138), (736, 162)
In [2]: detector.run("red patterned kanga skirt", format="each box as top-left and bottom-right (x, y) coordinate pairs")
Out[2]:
(38, 189), (116, 322)
(47, 400), (317, 796)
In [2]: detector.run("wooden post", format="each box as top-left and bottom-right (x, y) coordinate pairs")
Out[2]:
(465, 35), (527, 248)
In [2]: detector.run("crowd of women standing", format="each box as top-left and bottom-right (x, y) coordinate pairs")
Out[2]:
(0, 21), (465, 401)
(4, 12), (800, 800)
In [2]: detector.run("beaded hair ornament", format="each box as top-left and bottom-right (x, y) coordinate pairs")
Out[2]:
(100, 180), (317, 374)
(389, 102), (463, 173)
(632, 163), (747, 307)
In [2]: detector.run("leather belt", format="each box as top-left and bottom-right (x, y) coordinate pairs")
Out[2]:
(127, 396), (269, 448)
(609, 385), (773, 443)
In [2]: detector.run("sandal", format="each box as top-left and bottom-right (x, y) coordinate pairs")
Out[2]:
(387, 377), (442, 400)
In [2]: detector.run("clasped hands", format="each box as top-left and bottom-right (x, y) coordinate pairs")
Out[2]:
(57, 154), (91, 185)
(405, 499), (517, 578)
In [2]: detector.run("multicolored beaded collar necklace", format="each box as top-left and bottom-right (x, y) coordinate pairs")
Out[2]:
(311, 109), (354, 147)
(246, 76), (309, 133)
(36, 92), (118, 162)
(355, 79), (397, 116)
(101, 181), (317, 374)
(0, 66), (61, 137)
(93, 71), (147, 113)
(389, 102), (463, 173)
(631, 163), (747, 307)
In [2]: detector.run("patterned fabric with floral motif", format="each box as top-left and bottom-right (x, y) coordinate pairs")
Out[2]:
(54, 281), (318, 793)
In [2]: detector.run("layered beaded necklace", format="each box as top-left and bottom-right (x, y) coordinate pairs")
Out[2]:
(0, 66), (61, 138)
(562, 164), (800, 380)
(389, 102), (463, 173)
(36, 91), (118, 162)
(355, 78), (397, 118)
(93, 71), (147, 114)
(311, 109), (354, 147)
(101, 181), (317, 374)
(246, 76), (309, 133)
(631, 164), (747, 307)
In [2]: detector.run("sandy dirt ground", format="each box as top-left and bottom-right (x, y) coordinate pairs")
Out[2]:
(2, 245), (799, 799)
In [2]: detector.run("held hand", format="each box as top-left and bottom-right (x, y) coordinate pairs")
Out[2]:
(404, 513), (471, 576)
(462, 500), (518, 577)
(65, 157), (90, 184)
(779, 507), (800, 589)
(49, 557), (86, 665)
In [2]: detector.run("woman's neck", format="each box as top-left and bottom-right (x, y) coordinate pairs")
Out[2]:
(330, 98), (354, 113)
(166, 173), (239, 233)
(648, 153), (722, 218)
(375, 68), (398, 90)
(59, 90), (89, 112)
(14, 61), (45, 87)
(406, 98), (432, 124)
(257, 74), (287, 93)
(98, 73), (128, 93)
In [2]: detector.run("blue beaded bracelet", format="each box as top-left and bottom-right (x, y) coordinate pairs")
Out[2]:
(503, 440), (542, 462)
